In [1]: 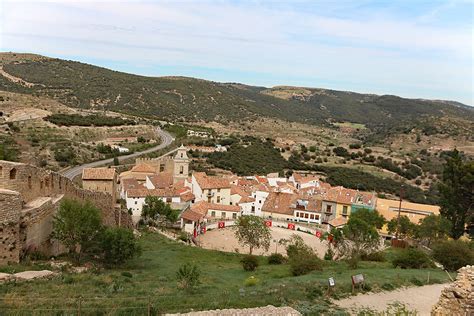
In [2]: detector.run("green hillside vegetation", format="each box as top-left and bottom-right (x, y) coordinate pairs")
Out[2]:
(207, 137), (287, 175)
(1, 54), (473, 133)
(45, 113), (137, 127)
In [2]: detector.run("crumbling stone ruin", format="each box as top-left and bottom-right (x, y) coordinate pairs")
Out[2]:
(0, 160), (131, 265)
(432, 265), (474, 316)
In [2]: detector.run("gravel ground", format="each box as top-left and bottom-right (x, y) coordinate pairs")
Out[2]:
(334, 283), (449, 315)
(197, 226), (328, 256)
(166, 305), (300, 315)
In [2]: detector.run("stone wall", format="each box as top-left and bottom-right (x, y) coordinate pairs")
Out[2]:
(432, 265), (474, 315)
(0, 189), (21, 264)
(0, 160), (132, 265)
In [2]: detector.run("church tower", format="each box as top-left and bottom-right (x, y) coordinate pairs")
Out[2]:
(173, 145), (189, 183)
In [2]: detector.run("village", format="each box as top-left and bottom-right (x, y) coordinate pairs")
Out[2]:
(81, 144), (440, 245)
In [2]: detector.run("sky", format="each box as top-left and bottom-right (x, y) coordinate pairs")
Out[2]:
(1, 0), (473, 105)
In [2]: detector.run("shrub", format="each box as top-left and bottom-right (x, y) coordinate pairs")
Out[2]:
(176, 263), (201, 290)
(100, 227), (141, 266)
(121, 271), (133, 278)
(268, 253), (285, 265)
(244, 276), (259, 287)
(290, 254), (323, 276)
(392, 248), (433, 269)
(241, 255), (259, 271)
(178, 232), (191, 243)
(432, 240), (474, 271)
(306, 284), (324, 299)
(361, 251), (385, 262)
(324, 248), (334, 261)
(410, 277), (423, 286)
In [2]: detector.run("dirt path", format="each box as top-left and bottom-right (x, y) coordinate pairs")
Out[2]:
(334, 283), (449, 315)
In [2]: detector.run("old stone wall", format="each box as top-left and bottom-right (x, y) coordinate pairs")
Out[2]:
(432, 265), (474, 316)
(0, 160), (132, 264)
(0, 189), (21, 264)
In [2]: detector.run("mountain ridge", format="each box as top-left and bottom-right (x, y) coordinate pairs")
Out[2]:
(0, 52), (472, 129)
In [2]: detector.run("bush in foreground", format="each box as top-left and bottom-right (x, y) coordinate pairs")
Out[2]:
(267, 253), (285, 265)
(176, 263), (201, 290)
(100, 227), (141, 266)
(241, 255), (259, 271)
(392, 248), (433, 269)
(432, 240), (474, 271)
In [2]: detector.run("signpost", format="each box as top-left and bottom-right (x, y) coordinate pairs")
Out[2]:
(218, 221), (225, 229)
(351, 274), (365, 293)
(326, 277), (335, 296)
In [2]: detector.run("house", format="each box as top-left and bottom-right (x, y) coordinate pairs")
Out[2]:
(376, 198), (440, 235)
(180, 201), (240, 235)
(125, 187), (183, 223)
(352, 191), (377, 212)
(82, 167), (118, 201)
(111, 145), (130, 153)
(291, 196), (323, 224)
(145, 173), (174, 189)
(289, 173), (321, 189)
(334, 187), (358, 218)
(119, 163), (156, 183)
(191, 172), (231, 205)
(120, 178), (142, 199)
(261, 192), (297, 221)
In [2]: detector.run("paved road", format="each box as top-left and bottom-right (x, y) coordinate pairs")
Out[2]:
(62, 128), (174, 180)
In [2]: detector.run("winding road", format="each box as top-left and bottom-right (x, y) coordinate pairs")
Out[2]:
(62, 128), (174, 180)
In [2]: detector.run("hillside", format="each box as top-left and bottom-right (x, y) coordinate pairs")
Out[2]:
(1, 53), (472, 130)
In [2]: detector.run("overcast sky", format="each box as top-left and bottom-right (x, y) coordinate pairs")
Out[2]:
(1, 0), (473, 105)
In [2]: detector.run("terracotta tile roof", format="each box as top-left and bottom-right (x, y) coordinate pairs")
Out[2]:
(293, 173), (320, 184)
(82, 167), (116, 180)
(126, 188), (179, 198)
(147, 173), (173, 189)
(193, 172), (230, 189)
(121, 178), (141, 191)
(131, 163), (156, 173)
(230, 185), (249, 197)
(336, 188), (357, 204)
(328, 216), (348, 227)
(181, 209), (205, 222)
(180, 192), (195, 202)
(262, 192), (297, 215)
(355, 191), (376, 205)
(239, 196), (256, 204)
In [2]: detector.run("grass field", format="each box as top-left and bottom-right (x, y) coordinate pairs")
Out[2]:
(0, 233), (452, 315)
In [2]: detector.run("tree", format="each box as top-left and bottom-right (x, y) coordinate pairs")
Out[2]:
(416, 215), (451, 247)
(387, 216), (417, 239)
(52, 198), (103, 263)
(331, 212), (381, 268)
(100, 227), (141, 265)
(350, 208), (386, 229)
(234, 215), (271, 254)
(113, 157), (119, 166)
(142, 196), (180, 227)
(438, 149), (474, 239)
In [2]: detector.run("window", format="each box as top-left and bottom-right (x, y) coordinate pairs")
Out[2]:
(166, 197), (172, 203)
(295, 212), (299, 217)
(207, 197), (211, 203)
(217, 188), (221, 193)
(216, 196), (221, 203)
(179, 166), (184, 174)
(232, 213), (237, 219)
(221, 212), (226, 218)
(211, 211), (216, 217)
(160, 164), (165, 172)
(251, 206), (255, 213)
(342, 206), (348, 215)
(310, 214), (314, 220)
(326, 205), (332, 213)
(9, 168), (16, 180)
(259, 200), (262, 204)
(230, 202), (232, 205)
(305, 213), (309, 219)
(135, 201), (137, 205)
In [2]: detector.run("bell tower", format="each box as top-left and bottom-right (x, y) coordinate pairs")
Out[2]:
(173, 145), (189, 182)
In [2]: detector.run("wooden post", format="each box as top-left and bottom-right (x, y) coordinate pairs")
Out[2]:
(147, 296), (151, 316)
(427, 271), (430, 284)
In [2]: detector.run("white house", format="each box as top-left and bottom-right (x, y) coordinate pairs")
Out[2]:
(125, 188), (182, 223)
(191, 172), (231, 205)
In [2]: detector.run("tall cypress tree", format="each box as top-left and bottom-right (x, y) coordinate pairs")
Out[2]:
(438, 149), (474, 239)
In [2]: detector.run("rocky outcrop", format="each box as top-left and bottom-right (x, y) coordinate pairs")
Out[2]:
(432, 265), (474, 316)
